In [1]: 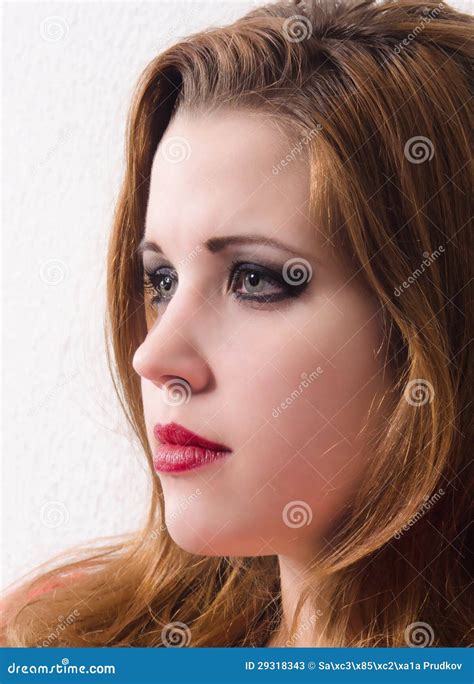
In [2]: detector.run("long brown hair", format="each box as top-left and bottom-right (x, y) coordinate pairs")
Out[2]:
(3, 0), (472, 647)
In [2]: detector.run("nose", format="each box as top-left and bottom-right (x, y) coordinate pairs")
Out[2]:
(132, 297), (212, 395)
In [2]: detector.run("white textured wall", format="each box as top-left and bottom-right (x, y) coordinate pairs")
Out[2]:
(2, 0), (472, 592)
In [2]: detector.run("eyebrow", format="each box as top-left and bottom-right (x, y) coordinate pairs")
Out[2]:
(136, 234), (312, 259)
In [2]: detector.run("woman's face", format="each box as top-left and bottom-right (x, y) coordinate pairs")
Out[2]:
(132, 108), (389, 559)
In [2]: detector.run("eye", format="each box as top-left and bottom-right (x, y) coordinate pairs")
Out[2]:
(142, 259), (309, 311)
(143, 267), (177, 308)
(228, 261), (296, 303)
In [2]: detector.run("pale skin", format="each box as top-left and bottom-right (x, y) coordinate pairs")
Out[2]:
(132, 108), (391, 646)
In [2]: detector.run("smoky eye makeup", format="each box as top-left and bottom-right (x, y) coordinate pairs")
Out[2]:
(225, 258), (311, 304)
(141, 253), (313, 311)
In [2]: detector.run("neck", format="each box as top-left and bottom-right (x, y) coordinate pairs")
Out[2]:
(266, 554), (325, 647)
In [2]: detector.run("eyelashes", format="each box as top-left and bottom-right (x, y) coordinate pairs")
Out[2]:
(226, 259), (309, 304)
(143, 266), (177, 307)
(142, 258), (310, 310)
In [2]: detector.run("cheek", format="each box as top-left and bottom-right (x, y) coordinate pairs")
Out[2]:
(224, 293), (386, 457)
(144, 292), (389, 558)
(141, 379), (158, 446)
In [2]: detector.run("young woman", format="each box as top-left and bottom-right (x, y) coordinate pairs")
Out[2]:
(2, 0), (472, 647)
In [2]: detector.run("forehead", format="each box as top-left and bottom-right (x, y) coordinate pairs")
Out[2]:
(145, 108), (318, 254)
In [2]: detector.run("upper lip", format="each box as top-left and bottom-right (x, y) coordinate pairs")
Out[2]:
(153, 422), (232, 452)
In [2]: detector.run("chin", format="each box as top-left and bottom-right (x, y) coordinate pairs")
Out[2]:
(166, 522), (225, 556)
(166, 517), (285, 558)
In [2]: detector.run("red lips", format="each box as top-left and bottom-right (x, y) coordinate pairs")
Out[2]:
(153, 422), (232, 452)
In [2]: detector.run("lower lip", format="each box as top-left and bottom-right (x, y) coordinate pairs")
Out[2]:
(153, 444), (232, 473)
